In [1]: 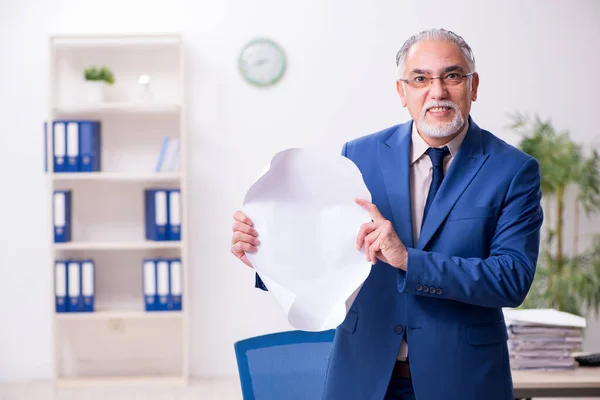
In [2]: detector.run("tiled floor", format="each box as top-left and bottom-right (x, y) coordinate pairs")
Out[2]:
(1, 379), (598, 400)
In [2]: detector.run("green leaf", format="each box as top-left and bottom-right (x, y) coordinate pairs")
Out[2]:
(83, 66), (115, 85)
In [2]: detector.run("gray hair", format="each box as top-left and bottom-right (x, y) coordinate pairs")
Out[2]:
(396, 28), (476, 78)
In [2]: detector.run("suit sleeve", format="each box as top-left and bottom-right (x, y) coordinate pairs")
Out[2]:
(397, 157), (544, 308)
(254, 142), (351, 291)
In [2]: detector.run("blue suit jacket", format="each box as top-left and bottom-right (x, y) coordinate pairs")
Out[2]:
(256, 117), (543, 400)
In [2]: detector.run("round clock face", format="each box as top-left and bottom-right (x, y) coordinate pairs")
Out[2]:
(238, 38), (287, 87)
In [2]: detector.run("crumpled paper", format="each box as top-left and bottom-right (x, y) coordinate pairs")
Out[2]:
(242, 148), (373, 331)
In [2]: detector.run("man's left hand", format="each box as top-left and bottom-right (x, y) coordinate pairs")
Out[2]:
(355, 198), (408, 270)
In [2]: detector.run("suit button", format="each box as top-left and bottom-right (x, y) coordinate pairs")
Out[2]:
(436, 288), (442, 295)
(416, 284), (422, 291)
(394, 325), (404, 335)
(423, 286), (429, 293)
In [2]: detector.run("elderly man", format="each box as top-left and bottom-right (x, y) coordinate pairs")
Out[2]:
(231, 28), (543, 400)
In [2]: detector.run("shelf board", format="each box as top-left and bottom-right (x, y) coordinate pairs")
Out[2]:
(53, 102), (181, 114)
(55, 309), (183, 321)
(55, 375), (186, 388)
(51, 33), (181, 50)
(54, 241), (182, 251)
(51, 171), (180, 182)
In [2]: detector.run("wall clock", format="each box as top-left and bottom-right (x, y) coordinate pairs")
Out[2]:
(238, 38), (287, 87)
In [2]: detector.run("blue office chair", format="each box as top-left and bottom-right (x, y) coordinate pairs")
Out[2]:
(234, 329), (336, 399)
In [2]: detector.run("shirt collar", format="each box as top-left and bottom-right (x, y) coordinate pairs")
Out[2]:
(410, 120), (469, 165)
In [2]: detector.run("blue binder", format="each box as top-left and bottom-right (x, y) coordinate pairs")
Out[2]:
(143, 259), (157, 311)
(53, 191), (71, 243)
(168, 189), (181, 241)
(79, 121), (101, 172)
(67, 261), (82, 312)
(156, 258), (170, 311)
(66, 121), (80, 172)
(168, 258), (182, 311)
(145, 189), (169, 241)
(52, 121), (67, 173)
(81, 260), (95, 312)
(55, 261), (68, 313)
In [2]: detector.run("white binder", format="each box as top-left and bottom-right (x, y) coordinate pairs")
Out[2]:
(155, 190), (168, 240)
(156, 260), (169, 311)
(67, 261), (81, 312)
(169, 190), (181, 240)
(55, 261), (67, 312)
(143, 259), (157, 311)
(53, 122), (66, 172)
(66, 121), (79, 172)
(81, 260), (94, 312)
(169, 259), (182, 311)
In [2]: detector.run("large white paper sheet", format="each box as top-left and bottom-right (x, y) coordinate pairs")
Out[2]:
(242, 148), (373, 331)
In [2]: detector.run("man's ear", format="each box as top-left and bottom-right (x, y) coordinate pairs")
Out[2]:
(396, 80), (407, 107)
(471, 73), (480, 102)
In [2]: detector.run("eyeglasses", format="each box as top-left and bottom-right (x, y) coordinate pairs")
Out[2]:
(398, 72), (475, 89)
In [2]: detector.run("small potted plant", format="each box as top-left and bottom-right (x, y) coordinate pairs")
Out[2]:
(82, 66), (115, 102)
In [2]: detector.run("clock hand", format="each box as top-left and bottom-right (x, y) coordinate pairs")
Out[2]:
(254, 58), (269, 67)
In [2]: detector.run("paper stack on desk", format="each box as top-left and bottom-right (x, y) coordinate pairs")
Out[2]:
(503, 308), (587, 370)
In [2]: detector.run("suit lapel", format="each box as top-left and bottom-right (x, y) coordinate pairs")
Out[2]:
(416, 118), (489, 250)
(378, 122), (414, 248)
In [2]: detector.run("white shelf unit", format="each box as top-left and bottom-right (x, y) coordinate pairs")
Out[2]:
(55, 309), (184, 321)
(52, 171), (181, 182)
(54, 240), (183, 251)
(55, 375), (186, 388)
(53, 102), (181, 114)
(46, 33), (188, 386)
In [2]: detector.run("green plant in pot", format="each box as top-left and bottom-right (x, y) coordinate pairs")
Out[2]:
(82, 66), (115, 102)
(509, 112), (600, 317)
(84, 66), (115, 85)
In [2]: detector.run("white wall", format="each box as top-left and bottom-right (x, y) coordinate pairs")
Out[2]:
(1, 0), (599, 381)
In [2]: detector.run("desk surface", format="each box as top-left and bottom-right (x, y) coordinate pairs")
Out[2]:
(512, 367), (600, 389)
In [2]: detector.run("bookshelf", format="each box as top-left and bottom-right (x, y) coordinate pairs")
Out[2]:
(46, 33), (188, 386)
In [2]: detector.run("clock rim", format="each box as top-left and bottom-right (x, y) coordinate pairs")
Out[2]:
(238, 37), (287, 87)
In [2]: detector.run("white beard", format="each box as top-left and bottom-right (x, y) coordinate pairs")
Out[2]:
(417, 101), (465, 138)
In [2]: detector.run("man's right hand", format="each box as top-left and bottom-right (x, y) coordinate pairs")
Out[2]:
(231, 210), (260, 268)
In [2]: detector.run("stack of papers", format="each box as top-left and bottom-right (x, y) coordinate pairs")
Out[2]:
(503, 308), (587, 370)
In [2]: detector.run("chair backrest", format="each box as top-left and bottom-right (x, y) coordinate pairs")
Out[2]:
(234, 329), (336, 400)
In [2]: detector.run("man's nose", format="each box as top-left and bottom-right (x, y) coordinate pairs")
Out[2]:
(427, 77), (448, 99)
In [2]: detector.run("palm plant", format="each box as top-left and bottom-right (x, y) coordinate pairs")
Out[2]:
(509, 112), (600, 316)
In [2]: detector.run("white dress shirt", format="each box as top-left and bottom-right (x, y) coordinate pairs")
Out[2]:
(397, 120), (469, 361)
